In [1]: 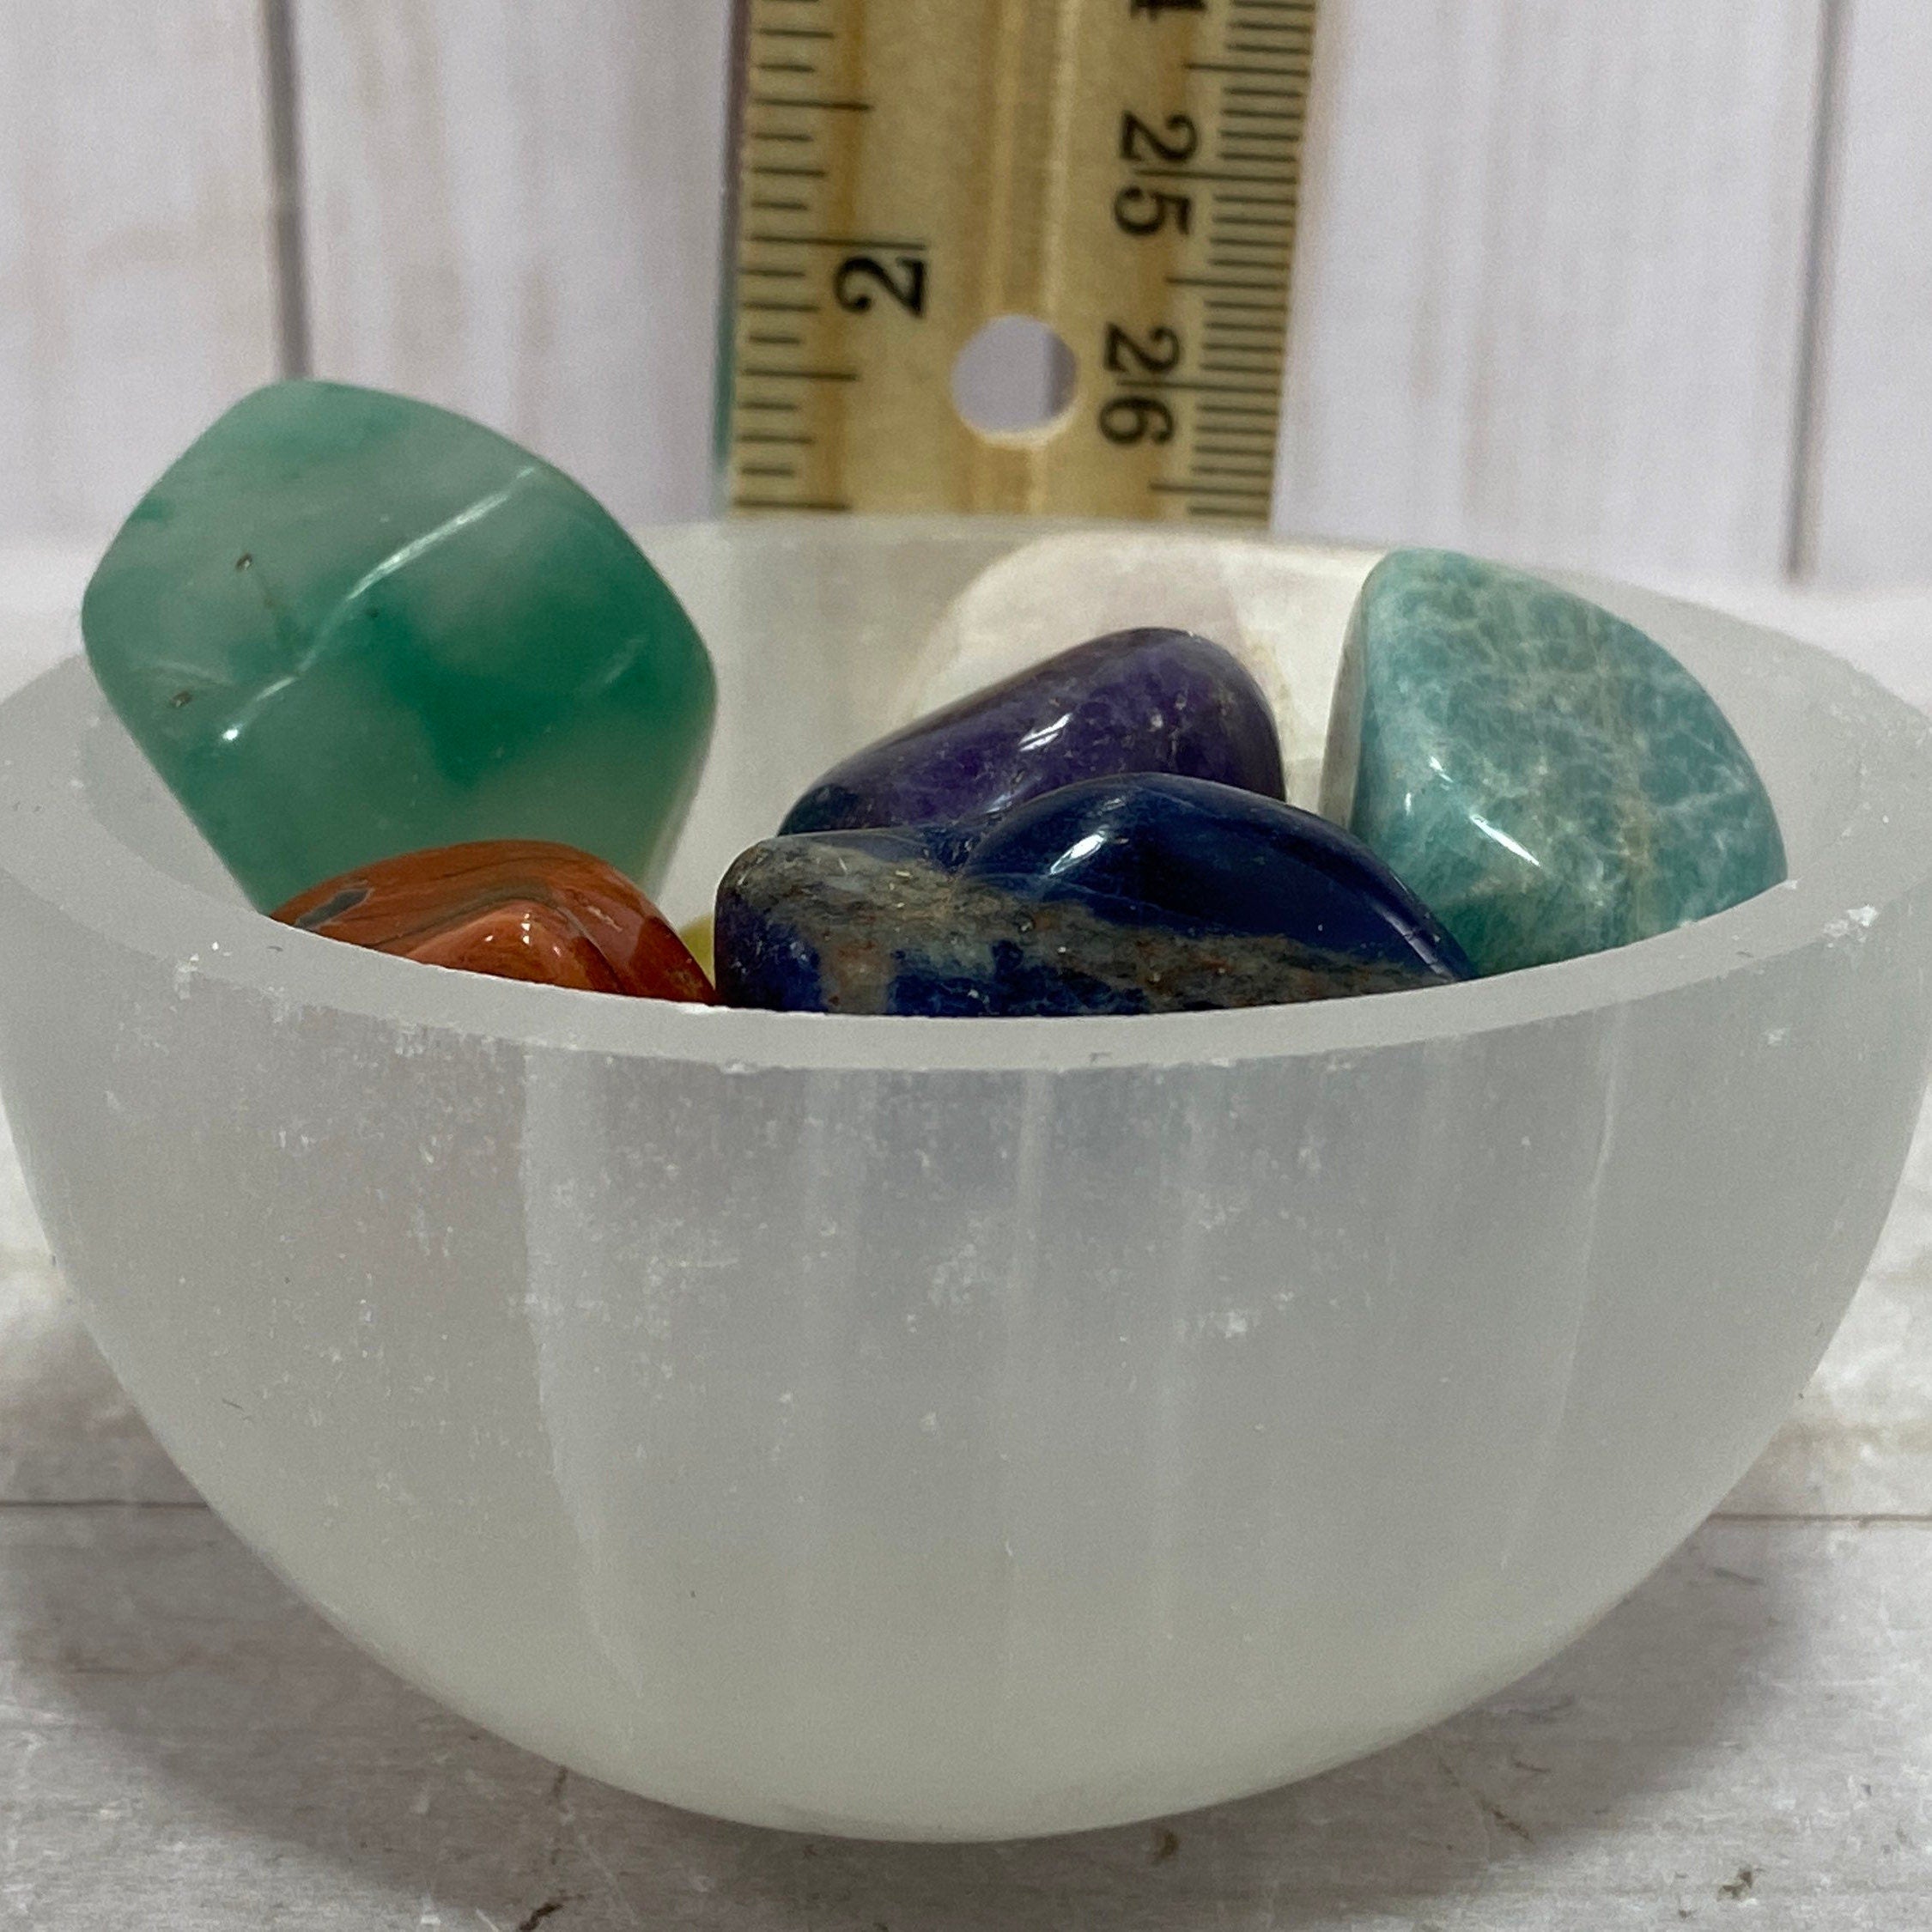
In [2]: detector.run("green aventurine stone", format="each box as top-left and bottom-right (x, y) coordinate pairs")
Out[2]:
(1321, 549), (1786, 976)
(82, 380), (714, 910)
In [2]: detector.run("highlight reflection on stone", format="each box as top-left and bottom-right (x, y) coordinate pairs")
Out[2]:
(719, 775), (1473, 1017)
(905, 531), (1374, 807)
(781, 628), (1285, 838)
(1321, 550), (1787, 975)
(274, 840), (716, 1001)
(83, 380), (715, 910)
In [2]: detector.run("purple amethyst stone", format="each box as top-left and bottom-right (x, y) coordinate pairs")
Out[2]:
(779, 628), (1285, 837)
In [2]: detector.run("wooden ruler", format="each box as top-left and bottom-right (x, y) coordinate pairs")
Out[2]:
(724, 0), (1314, 525)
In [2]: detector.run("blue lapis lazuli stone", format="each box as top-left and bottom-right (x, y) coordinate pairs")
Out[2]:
(1321, 549), (1788, 975)
(716, 775), (1473, 1017)
(779, 628), (1285, 837)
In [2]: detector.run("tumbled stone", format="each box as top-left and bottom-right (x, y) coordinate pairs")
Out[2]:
(718, 775), (1472, 1017)
(781, 628), (1284, 837)
(903, 531), (1376, 806)
(1321, 550), (1787, 976)
(83, 380), (715, 910)
(677, 914), (717, 981)
(274, 840), (715, 1001)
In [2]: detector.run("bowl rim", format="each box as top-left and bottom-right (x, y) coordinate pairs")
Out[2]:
(6, 520), (1931, 1077)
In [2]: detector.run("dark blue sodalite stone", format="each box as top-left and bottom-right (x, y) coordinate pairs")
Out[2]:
(716, 775), (1473, 1017)
(779, 629), (1285, 837)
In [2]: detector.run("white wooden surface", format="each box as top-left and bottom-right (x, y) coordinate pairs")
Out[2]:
(294, 0), (734, 526)
(1805, 0), (1932, 590)
(3, 550), (1932, 1923)
(0, 0), (279, 539)
(1274, 0), (1827, 582)
(16, 0), (1932, 609)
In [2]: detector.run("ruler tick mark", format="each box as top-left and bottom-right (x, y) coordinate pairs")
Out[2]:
(1152, 483), (1273, 501)
(748, 95), (873, 112)
(740, 365), (860, 382)
(1121, 378), (1279, 396)
(746, 234), (926, 251)
(734, 498), (853, 513)
(1134, 167), (1298, 185)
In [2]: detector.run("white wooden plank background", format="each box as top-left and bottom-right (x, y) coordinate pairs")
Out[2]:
(1804, 0), (1932, 590)
(294, 0), (734, 526)
(14, 0), (1932, 608)
(1274, 0), (1828, 582)
(0, 0), (279, 540)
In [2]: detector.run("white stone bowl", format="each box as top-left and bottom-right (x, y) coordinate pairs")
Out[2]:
(1, 519), (1929, 1842)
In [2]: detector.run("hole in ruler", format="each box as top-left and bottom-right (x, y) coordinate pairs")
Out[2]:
(951, 316), (1077, 438)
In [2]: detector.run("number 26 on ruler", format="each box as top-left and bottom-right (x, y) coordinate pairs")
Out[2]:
(1101, 90), (1196, 446)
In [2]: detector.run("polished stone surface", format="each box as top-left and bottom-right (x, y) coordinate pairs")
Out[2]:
(273, 840), (715, 1000)
(677, 913), (716, 981)
(83, 380), (714, 909)
(720, 775), (1472, 1017)
(906, 531), (1377, 808)
(781, 628), (1284, 838)
(1321, 549), (1788, 975)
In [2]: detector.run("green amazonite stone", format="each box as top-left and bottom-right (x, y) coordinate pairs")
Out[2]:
(1320, 549), (1786, 975)
(82, 380), (714, 910)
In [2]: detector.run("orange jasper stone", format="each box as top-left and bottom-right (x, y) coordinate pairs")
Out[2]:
(273, 840), (715, 1001)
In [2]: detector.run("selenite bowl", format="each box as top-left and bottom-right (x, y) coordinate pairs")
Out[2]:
(2, 519), (1929, 1842)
